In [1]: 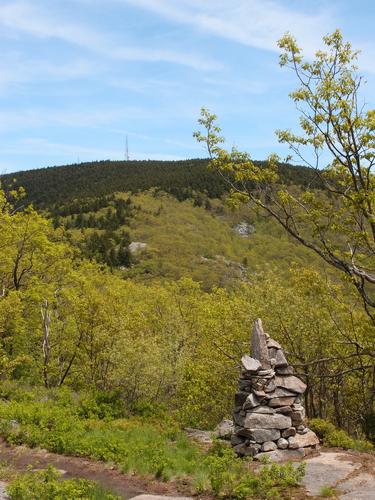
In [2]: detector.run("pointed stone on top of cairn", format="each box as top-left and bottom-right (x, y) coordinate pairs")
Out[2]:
(231, 318), (319, 460)
(251, 319), (271, 370)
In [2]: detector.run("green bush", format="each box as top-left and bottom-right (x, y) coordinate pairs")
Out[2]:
(7, 466), (119, 499)
(309, 419), (374, 452)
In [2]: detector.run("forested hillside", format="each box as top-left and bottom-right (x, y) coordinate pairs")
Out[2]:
(2, 158), (320, 206)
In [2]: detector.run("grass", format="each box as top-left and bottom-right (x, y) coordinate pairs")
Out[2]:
(0, 384), (307, 498)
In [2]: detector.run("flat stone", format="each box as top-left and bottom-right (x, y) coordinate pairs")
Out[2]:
(261, 440), (277, 452)
(253, 389), (266, 398)
(267, 387), (296, 398)
(251, 319), (271, 369)
(269, 396), (296, 407)
(255, 448), (305, 462)
(252, 406), (275, 414)
(277, 437), (289, 449)
(301, 452), (361, 497)
(258, 369), (274, 376)
(244, 412), (292, 430)
(276, 406), (293, 415)
(275, 375), (307, 394)
(266, 338), (282, 349)
(249, 428), (281, 443)
(288, 430), (319, 449)
(241, 355), (262, 372)
(339, 472), (375, 499)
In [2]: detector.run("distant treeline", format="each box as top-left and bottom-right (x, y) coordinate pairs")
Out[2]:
(1, 158), (321, 206)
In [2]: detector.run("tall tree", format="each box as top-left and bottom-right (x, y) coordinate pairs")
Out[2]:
(195, 30), (375, 325)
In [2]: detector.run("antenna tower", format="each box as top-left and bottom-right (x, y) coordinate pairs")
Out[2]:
(125, 135), (129, 161)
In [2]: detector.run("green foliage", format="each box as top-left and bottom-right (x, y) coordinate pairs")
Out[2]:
(233, 462), (305, 500)
(309, 419), (374, 452)
(7, 466), (119, 499)
(319, 486), (338, 498)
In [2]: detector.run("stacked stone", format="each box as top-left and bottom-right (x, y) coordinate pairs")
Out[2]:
(232, 319), (319, 458)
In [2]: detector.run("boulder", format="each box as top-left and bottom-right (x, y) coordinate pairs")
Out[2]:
(244, 413), (292, 430)
(288, 430), (320, 449)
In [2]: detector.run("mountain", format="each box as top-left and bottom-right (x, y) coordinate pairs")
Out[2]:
(1, 158), (320, 207)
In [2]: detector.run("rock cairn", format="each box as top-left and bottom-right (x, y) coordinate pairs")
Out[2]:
(232, 319), (319, 458)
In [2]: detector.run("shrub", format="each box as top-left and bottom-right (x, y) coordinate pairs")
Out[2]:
(7, 466), (119, 499)
(310, 419), (374, 453)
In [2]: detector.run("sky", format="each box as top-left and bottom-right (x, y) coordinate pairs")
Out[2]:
(0, 0), (374, 173)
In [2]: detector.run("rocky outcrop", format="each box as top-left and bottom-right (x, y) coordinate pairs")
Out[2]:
(232, 319), (319, 458)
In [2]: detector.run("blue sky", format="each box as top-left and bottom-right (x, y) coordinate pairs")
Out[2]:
(0, 0), (374, 173)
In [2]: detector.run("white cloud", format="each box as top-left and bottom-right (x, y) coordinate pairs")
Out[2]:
(0, 1), (221, 70)
(121, 0), (332, 56)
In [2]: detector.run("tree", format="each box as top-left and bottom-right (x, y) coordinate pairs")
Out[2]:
(194, 30), (375, 326)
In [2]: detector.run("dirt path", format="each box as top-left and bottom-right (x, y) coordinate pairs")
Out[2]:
(0, 439), (192, 499)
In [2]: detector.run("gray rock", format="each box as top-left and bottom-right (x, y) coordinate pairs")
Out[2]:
(129, 242), (147, 254)
(288, 430), (320, 449)
(261, 440), (277, 452)
(184, 428), (213, 444)
(274, 349), (288, 368)
(231, 434), (245, 446)
(252, 406), (275, 414)
(214, 419), (234, 439)
(266, 387), (296, 398)
(282, 427), (296, 438)
(243, 393), (260, 409)
(275, 375), (307, 394)
(234, 443), (259, 457)
(266, 338), (282, 349)
(268, 396), (296, 407)
(249, 428), (281, 443)
(276, 406), (293, 415)
(291, 411), (304, 425)
(255, 448), (305, 462)
(251, 319), (271, 369)
(277, 437), (289, 449)
(244, 412), (292, 430)
(264, 380), (276, 393)
(241, 355), (262, 372)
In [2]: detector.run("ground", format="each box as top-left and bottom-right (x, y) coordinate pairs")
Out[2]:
(0, 439), (374, 499)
